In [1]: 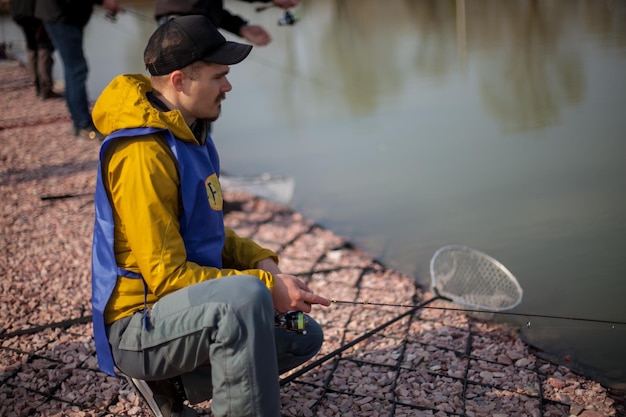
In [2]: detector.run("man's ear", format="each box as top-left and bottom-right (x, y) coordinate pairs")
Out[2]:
(169, 70), (185, 92)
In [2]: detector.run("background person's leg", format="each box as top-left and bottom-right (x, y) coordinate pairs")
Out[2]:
(35, 21), (57, 99)
(37, 48), (55, 97)
(15, 18), (39, 94)
(43, 23), (91, 130)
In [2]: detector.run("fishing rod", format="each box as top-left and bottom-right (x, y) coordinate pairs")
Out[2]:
(281, 298), (432, 386)
(329, 300), (626, 326)
(103, 4), (299, 26)
(103, 7), (155, 24)
(280, 246), (621, 386)
(255, 4), (277, 12)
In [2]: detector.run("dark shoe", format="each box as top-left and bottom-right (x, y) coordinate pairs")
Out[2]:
(125, 376), (197, 417)
(41, 90), (64, 100)
(74, 124), (104, 141)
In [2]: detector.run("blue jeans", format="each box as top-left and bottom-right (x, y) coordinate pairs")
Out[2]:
(43, 22), (92, 129)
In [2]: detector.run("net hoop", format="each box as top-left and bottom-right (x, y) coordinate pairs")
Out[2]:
(430, 245), (523, 312)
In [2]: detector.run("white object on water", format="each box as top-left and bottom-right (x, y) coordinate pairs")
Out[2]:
(220, 173), (295, 205)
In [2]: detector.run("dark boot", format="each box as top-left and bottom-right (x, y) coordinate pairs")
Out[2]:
(37, 48), (61, 99)
(125, 376), (198, 417)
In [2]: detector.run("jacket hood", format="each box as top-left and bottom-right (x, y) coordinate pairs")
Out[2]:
(92, 74), (196, 143)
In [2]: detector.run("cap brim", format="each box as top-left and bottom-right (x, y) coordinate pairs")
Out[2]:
(202, 41), (253, 65)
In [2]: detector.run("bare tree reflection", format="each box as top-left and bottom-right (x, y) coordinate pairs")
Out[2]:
(469, 0), (585, 132)
(581, 0), (626, 48)
(403, 0), (460, 79)
(315, 0), (418, 114)
(307, 0), (625, 132)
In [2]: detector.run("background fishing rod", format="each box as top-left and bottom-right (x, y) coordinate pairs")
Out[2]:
(103, 4), (299, 25)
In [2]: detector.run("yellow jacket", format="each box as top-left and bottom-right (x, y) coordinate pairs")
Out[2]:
(92, 74), (277, 324)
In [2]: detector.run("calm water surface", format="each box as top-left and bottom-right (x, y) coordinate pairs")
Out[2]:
(2, 0), (625, 388)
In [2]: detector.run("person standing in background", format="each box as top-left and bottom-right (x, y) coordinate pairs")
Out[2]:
(34, 0), (121, 140)
(154, 0), (299, 46)
(153, 0), (298, 134)
(10, 0), (62, 99)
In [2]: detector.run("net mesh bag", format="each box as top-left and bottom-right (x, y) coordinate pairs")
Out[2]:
(430, 245), (523, 311)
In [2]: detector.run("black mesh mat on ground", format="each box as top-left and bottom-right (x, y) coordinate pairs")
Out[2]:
(1, 64), (622, 417)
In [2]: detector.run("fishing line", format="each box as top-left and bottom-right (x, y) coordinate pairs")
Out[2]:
(330, 300), (626, 326)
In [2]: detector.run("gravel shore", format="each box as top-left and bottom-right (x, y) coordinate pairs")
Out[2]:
(1, 62), (624, 417)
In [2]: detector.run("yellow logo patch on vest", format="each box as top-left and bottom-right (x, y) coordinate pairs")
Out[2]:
(205, 174), (223, 210)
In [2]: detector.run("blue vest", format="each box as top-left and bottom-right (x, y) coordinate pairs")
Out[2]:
(91, 127), (225, 376)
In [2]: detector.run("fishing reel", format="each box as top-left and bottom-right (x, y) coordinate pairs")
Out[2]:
(255, 4), (299, 26)
(275, 310), (307, 334)
(278, 10), (299, 26)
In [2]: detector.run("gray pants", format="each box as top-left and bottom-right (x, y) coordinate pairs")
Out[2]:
(107, 275), (324, 417)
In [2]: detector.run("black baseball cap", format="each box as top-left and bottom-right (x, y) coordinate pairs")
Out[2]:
(144, 15), (253, 76)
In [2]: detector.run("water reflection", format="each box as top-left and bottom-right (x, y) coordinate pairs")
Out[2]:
(471, 1), (585, 131)
(281, 0), (625, 133)
(299, 0), (616, 132)
(405, 0), (464, 78)
(581, 0), (626, 47)
(224, 0), (626, 390)
(319, 1), (417, 113)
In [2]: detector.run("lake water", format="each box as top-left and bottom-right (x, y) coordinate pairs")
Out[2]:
(2, 0), (625, 389)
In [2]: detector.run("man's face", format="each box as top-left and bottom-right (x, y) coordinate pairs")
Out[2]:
(179, 62), (232, 123)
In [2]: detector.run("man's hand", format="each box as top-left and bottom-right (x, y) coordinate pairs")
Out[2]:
(273, 0), (299, 9)
(272, 274), (330, 313)
(239, 25), (271, 46)
(101, 0), (122, 15)
(257, 258), (330, 313)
